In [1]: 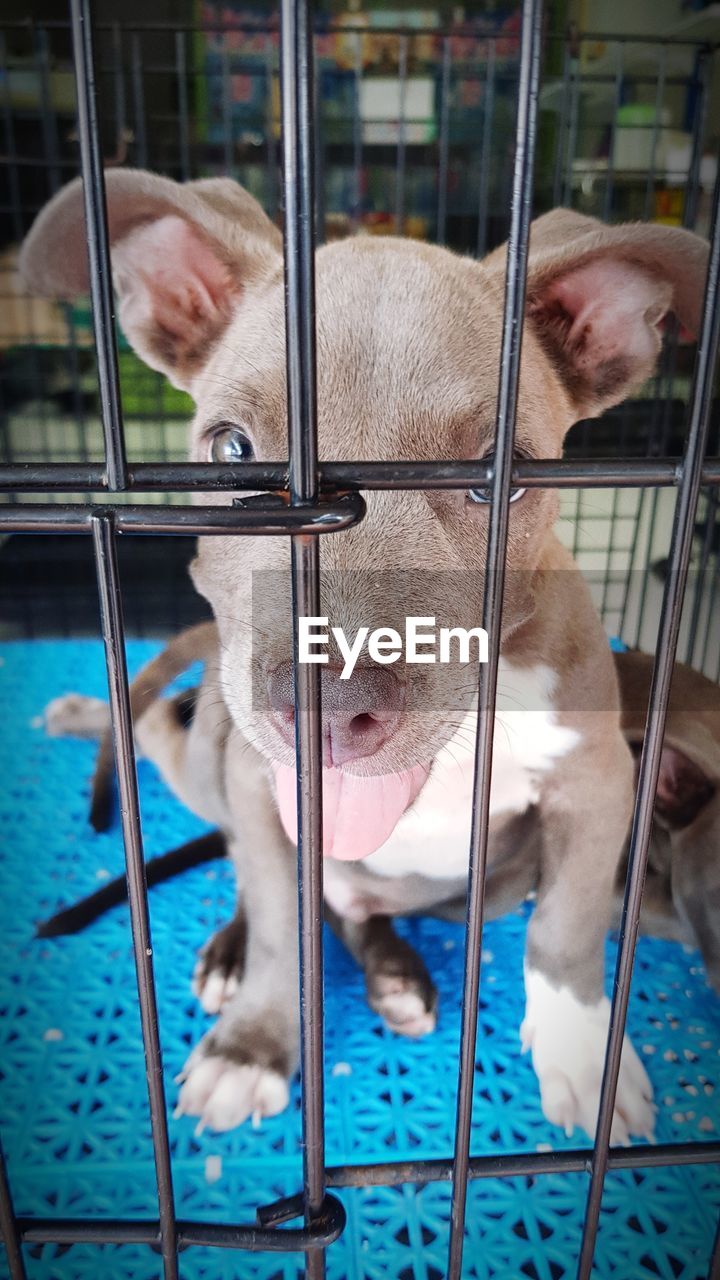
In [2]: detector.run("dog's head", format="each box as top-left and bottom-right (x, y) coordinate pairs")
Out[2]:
(21, 171), (708, 856)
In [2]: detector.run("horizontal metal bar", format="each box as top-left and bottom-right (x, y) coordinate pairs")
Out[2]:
(3, 458), (720, 493)
(0, 66), (700, 92)
(1, 17), (715, 44)
(327, 1140), (720, 1187)
(16, 1195), (346, 1252)
(0, 494), (365, 535)
(10, 1139), (719, 1250)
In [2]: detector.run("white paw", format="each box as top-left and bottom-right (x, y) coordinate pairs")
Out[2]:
(175, 1052), (289, 1133)
(191, 962), (239, 1015)
(522, 969), (656, 1145)
(371, 975), (437, 1038)
(45, 693), (109, 739)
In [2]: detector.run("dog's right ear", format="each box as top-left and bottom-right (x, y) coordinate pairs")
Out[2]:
(483, 208), (709, 419)
(19, 169), (283, 391)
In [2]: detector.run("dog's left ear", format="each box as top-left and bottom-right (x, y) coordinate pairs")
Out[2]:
(486, 210), (709, 418)
(19, 169), (282, 391)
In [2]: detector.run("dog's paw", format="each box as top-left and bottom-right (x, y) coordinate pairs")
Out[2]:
(522, 970), (655, 1145)
(192, 917), (247, 1015)
(175, 1049), (289, 1133)
(45, 693), (109, 739)
(368, 971), (437, 1038)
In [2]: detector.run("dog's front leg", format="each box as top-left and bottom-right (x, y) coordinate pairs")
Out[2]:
(176, 740), (300, 1132)
(521, 731), (656, 1145)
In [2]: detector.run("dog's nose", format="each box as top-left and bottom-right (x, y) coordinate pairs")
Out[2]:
(267, 662), (405, 767)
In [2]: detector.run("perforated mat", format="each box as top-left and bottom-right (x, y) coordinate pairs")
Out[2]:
(0, 640), (719, 1279)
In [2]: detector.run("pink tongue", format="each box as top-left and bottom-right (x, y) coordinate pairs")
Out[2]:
(272, 762), (430, 860)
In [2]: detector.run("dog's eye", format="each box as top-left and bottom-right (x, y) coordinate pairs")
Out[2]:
(467, 485), (526, 505)
(467, 455), (526, 506)
(209, 425), (254, 463)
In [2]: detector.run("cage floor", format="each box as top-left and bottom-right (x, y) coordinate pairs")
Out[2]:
(0, 640), (719, 1280)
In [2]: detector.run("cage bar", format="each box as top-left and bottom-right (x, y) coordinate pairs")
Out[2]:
(0, 1140), (26, 1280)
(279, 0), (328, 1276)
(602, 41), (623, 221)
(395, 33), (408, 233)
(436, 34), (451, 246)
(447, 1), (543, 1275)
(3, 457), (720, 494)
(91, 513), (179, 1279)
(710, 1217), (720, 1280)
(576, 153), (720, 1280)
(475, 37), (496, 260)
(68, 0), (127, 490)
(1, 1), (719, 1272)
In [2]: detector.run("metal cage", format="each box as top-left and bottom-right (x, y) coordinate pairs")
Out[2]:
(0, 1), (719, 1277)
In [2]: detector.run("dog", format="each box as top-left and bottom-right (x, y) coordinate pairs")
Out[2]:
(42, 634), (720, 1109)
(21, 169), (710, 1140)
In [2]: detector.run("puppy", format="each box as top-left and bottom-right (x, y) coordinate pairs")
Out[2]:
(617, 650), (720, 992)
(44, 635), (720, 1087)
(22, 170), (709, 1139)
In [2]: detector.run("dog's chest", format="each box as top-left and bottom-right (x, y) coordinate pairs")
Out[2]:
(343, 661), (578, 886)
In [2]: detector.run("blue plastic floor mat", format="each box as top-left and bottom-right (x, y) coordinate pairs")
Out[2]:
(0, 639), (718, 1279)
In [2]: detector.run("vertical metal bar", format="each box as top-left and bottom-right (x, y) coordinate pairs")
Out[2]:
(602, 42), (623, 222)
(175, 31), (191, 181)
(710, 1213), (720, 1280)
(643, 45), (666, 221)
(221, 39), (233, 175)
(2, 30), (52, 470)
(436, 34), (451, 246)
(313, 42), (325, 247)
(0, 34), (23, 243)
(701, 528), (720, 675)
(55, 7), (92, 475)
(265, 33), (278, 219)
(562, 55), (579, 208)
(617, 488), (644, 641)
(279, 2), (326, 1277)
(633, 49), (710, 647)
(91, 512), (178, 1279)
(577, 154), (720, 1280)
(69, 0), (127, 491)
(476, 38), (496, 260)
(447, 2), (542, 1276)
(37, 28), (63, 194)
(0, 1139), (27, 1280)
(683, 50), (710, 232)
(130, 32), (148, 169)
(282, 3), (319, 503)
(395, 34), (408, 234)
(352, 31), (363, 231)
(552, 41), (570, 208)
(111, 21), (127, 149)
(685, 487), (718, 666)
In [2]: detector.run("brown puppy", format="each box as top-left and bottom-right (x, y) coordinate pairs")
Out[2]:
(23, 170), (709, 1140)
(616, 650), (720, 992)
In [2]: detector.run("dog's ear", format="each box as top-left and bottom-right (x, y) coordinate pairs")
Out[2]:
(485, 210), (709, 418)
(19, 169), (282, 390)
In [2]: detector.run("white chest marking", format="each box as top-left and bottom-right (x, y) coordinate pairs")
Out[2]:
(362, 661), (579, 881)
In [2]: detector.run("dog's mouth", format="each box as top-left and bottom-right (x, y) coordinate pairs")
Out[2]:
(271, 761), (431, 860)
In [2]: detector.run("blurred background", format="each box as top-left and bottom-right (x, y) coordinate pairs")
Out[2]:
(1, 0), (719, 670)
